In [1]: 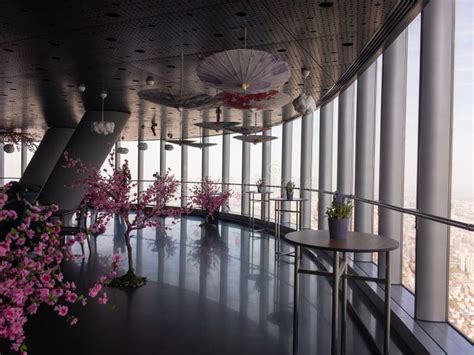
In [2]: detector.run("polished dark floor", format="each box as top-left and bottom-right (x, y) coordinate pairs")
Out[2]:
(3, 217), (407, 355)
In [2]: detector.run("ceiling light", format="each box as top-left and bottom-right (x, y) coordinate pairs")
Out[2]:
(78, 83), (86, 92)
(146, 76), (155, 85)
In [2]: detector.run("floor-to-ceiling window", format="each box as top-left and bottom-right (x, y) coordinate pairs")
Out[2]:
(311, 109), (320, 230)
(449, 0), (474, 341)
(3, 148), (21, 181)
(402, 15), (421, 293)
(269, 124), (282, 221)
(143, 140), (160, 182)
(228, 134), (242, 213)
(208, 134), (222, 182)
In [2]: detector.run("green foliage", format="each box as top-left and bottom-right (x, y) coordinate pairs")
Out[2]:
(285, 181), (295, 192)
(256, 178), (265, 187)
(325, 193), (352, 219)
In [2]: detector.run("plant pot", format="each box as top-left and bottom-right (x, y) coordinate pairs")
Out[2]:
(328, 218), (349, 240)
(257, 186), (265, 193)
(206, 209), (219, 225)
(286, 190), (293, 200)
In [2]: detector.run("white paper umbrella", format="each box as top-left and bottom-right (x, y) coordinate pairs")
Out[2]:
(138, 89), (215, 110)
(197, 49), (291, 94)
(216, 90), (291, 111)
(225, 126), (267, 135)
(233, 134), (278, 145)
(188, 142), (218, 149)
(194, 107), (240, 132)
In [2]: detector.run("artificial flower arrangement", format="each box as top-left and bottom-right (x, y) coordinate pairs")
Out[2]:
(285, 180), (295, 200)
(64, 152), (187, 288)
(0, 184), (119, 354)
(191, 177), (232, 224)
(256, 178), (265, 193)
(325, 192), (353, 239)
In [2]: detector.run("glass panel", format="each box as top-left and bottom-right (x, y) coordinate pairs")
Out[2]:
(208, 135), (222, 181)
(402, 15), (421, 293)
(188, 142), (202, 184)
(143, 140), (160, 181)
(269, 125), (282, 221)
(449, 0), (474, 341)
(229, 134), (242, 213)
(311, 109), (320, 229)
(332, 97), (339, 191)
(4, 148), (21, 180)
(167, 144), (181, 181)
(292, 117), (301, 186)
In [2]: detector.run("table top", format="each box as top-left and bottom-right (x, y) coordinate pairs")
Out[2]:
(269, 197), (308, 202)
(284, 230), (399, 252)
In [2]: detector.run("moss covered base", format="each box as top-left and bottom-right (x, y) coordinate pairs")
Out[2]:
(109, 271), (147, 288)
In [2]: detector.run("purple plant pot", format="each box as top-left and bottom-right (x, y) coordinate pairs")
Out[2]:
(328, 218), (349, 240)
(286, 191), (293, 200)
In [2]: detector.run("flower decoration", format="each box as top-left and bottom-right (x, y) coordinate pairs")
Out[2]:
(191, 178), (232, 222)
(0, 132), (38, 152)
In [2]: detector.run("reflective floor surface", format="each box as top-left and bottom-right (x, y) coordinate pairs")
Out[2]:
(2, 216), (409, 355)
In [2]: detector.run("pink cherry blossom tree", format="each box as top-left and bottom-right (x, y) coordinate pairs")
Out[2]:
(64, 152), (186, 288)
(0, 184), (120, 354)
(191, 177), (232, 224)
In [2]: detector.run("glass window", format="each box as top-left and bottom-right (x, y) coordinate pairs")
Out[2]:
(402, 15), (421, 293)
(143, 140), (160, 181)
(311, 109), (320, 229)
(332, 97), (339, 191)
(449, 0), (474, 341)
(208, 135), (222, 182)
(167, 144), (181, 181)
(187, 142), (202, 184)
(291, 118), (301, 186)
(4, 147), (21, 181)
(228, 134), (242, 213)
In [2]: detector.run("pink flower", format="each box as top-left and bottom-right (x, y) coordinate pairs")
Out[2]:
(65, 291), (78, 303)
(40, 274), (52, 284)
(69, 317), (78, 326)
(88, 284), (102, 298)
(54, 305), (68, 317)
(98, 292), (108, 305)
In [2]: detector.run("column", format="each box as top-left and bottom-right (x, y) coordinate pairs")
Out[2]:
(281, 104), (293, 223)
(318, 102), (333, 230)
(160, 108), (167, 176)
(261, 111), (272, 218)
(337, 83), (355, 198)
(21, 142), (28, 174)
(415, 0), (454, 322)
(115, 140), (122, 170)
(354, 63), (378, 262)
(378, 30), (408, 283)
(300, 112), (313, 229)
(241, 112), (251, 215)
(137, 109), (145, 197)
(181, 111), (189, 207)
(201, 110), (209, 180)
(0, 144), (4, 185)
(222, 109), (231, 212)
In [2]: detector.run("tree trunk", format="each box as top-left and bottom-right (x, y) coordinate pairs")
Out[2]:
(124, 228), (134, 273)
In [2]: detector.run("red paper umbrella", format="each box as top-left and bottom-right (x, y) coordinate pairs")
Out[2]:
(216, 90), (291, 111)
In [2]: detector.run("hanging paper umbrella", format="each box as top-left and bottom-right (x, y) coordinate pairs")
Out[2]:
(188, 126), (217, 149)
(139, 50), (215, 110)
(194, 106), (240, 132)
(166, 108), (196, 146)
(197, 49), (291, 94)
(138, 90), (215, 110)
(233, 134), (277, 145)
(216, 90), (291, 111)
(225, 125), (267, 135)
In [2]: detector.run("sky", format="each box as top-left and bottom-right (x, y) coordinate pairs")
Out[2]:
(4, 0), (473, 205)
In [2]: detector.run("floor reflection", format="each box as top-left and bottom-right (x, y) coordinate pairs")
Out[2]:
(11, 216), (379, 355)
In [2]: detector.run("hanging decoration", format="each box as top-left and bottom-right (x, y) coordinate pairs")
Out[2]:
(0, 131), (38, 152)
(188, 126), (217, 149)
(216, 90), (291, 111)
(116, 147), (129, 154)
(194, 106), (240, 132)
(285, 68), (316, 122)
(91, 90), (115, 135)
(232, 112), (278, 144)
(139, 50), (215, 110)
(166, 110), (196, 146)
(138, 142), (148, 151)
(197, 28), (290, 94)
(164, 144), (174, 151)
(225, 125), (267, 135)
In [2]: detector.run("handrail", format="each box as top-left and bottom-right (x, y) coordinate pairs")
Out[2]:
(137, 179), (474, 232)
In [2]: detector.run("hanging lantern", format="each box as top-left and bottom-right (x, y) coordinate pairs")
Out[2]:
(116, 147), (129, 154)
(164, 144), (174, 151)
(138, 142), (148, 151)
(3, 144), (15, 153)
(91, 90), (115, 135)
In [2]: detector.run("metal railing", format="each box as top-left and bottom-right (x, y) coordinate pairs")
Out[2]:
(138, 179), (473, 232)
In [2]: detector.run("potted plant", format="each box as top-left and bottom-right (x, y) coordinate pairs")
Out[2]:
(256, 178), (265, 193)
(285, 181), (295, 200)
(325, 193), (353, 240)
(191, 177), (232, 225)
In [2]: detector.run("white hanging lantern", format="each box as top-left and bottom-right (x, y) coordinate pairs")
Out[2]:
(3, 143), (15, 153)
(138, 142), (148, 151)
(164, 144), (174, 151)
(91, 90), (115, 135)
(116, 147), (129, 154)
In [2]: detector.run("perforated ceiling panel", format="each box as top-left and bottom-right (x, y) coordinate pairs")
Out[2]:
(0, 0), (423, 140)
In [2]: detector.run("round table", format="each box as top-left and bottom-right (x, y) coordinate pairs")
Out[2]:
(285, 230), (399, 355)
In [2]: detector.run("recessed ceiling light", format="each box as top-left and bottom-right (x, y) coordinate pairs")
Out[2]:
(213, 33), (223, 37)
(3, 48), (13, 52)
(277, 49), (286, 52)
(106, 12), (120, 18)
(105, 37), (117, 42)
(167, 65), (176, 68)
(135, 49), (145, 53)
(342, 42), (353, 47)
(118, 67), (126, 71)
(51, 56), (60, 60)
(318, 1), (334, 8)
(235, 11), (247, 17)
(50, 42), (60, 46)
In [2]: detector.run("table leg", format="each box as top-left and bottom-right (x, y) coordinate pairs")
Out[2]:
(251, 196), (255, 231)
(384, 251), (391, 354)
(341, 252), (348, 355)
(332, 251), (340, 355)
(293, 245), (300, 355)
